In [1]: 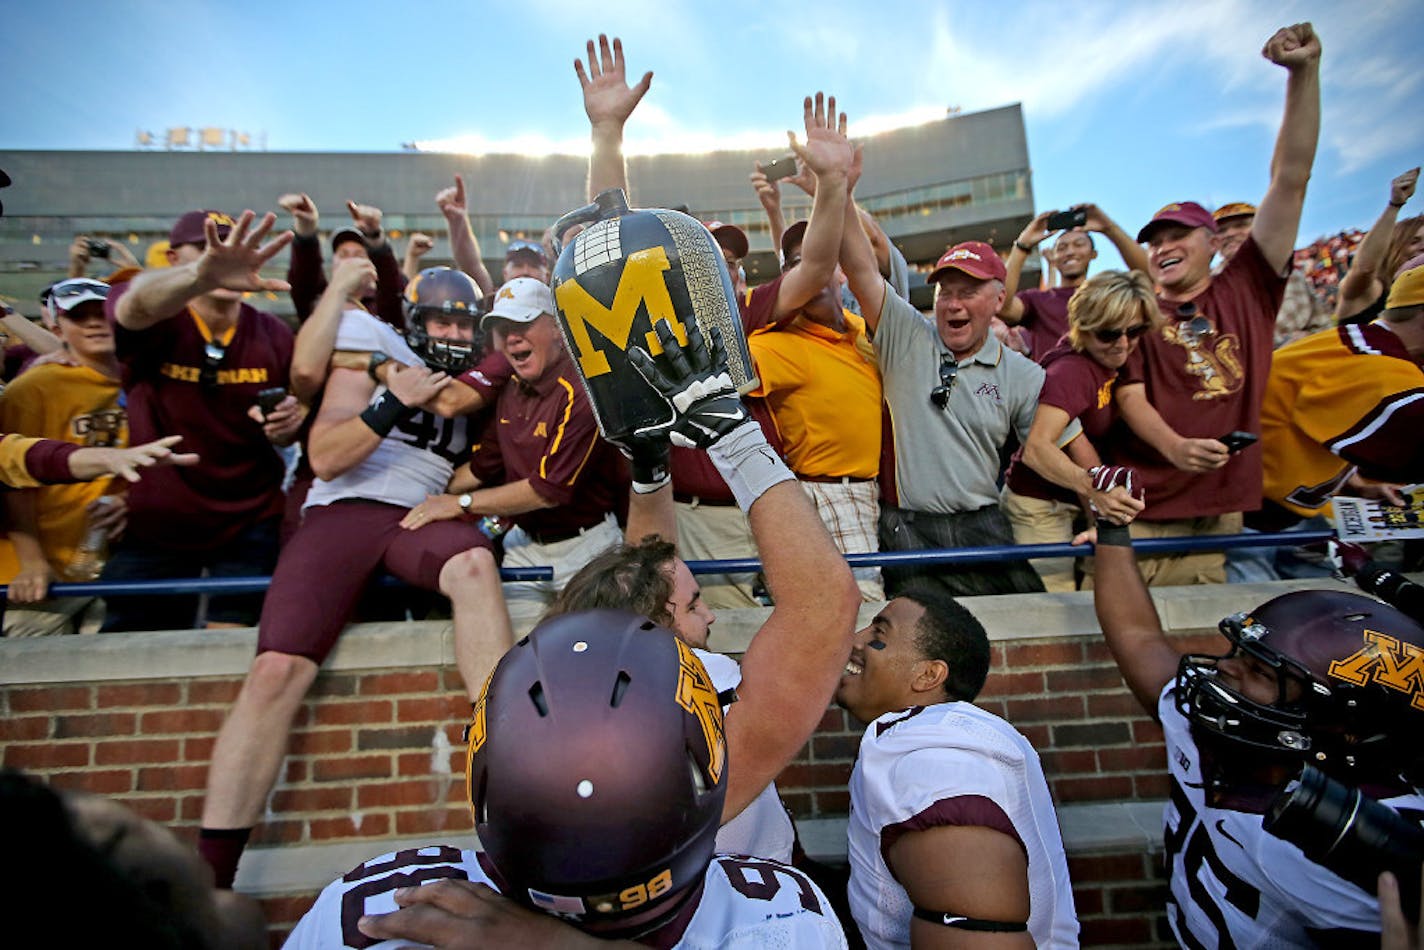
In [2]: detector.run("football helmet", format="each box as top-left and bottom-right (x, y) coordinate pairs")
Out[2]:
(465, 610), (727, 937)
(1177, 590), (1424, 785)
(403, 266), (482, 374)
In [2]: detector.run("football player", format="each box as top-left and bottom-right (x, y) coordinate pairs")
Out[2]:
(288, 613), (849, 949)
(1091, 518), (1424, 945)
(836, 585), (1079, 948)
(198, 267), (510, 890)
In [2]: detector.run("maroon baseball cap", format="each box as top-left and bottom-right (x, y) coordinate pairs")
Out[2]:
(703, 220), (749, 260)
(779, 220), (809, 263)
(1136, 201), (1218, 242)
(927, 241), (1008, 284)
(169, 210), (235, 247)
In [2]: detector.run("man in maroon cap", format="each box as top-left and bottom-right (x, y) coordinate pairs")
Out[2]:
(843, 228), (1057, 597)
(1102, 22), (1323, 586)
(704, 219), (749, 298)
(100, 209), (304, 630)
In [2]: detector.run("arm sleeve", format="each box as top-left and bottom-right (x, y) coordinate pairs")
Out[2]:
(368, 241), (409, 330)
(467, 412), (506, 486)
(9, 436), (79, 486)
(287, 233), (327, 324)
(457, 350), (514, 403)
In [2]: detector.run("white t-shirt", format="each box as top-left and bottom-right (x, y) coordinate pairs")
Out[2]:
(1159, 684), (1424, 947)
(283, 845), (847, 949)
(847, 701), (1079, 949)
(304, 310), (474, 511)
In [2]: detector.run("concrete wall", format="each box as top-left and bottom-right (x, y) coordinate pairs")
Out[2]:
(0, 576), (1359, 946)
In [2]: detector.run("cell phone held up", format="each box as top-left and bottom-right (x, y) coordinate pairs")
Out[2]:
(1045, 208), (1088, 232)
(762, 155), (799, 182)
(1218, 431), (1258, 454)
(256, 387), (289, 419)
(86, 238), (110, 258)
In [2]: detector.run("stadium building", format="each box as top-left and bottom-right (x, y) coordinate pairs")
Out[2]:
(0, 104), (1034, 315)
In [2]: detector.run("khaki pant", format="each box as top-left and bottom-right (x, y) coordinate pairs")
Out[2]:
(1000, 487), (1079, 593)
(1081, 512), (1243, 588)
(3, 597), (105, 637)
(674, 500), (762, 610)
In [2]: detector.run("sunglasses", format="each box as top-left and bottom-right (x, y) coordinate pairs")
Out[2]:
(929, 354), (959, 409)
(1093, 323), (1151, 344)
(1176, 303), (1213, 346)
(506, 239), (546, 260)
(200, 339), (227, 388)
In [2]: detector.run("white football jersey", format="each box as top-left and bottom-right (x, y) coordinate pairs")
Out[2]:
(283, 845), (847, 949)
(1159, 684), (1424, 947)
(304, 309), (474, 512)
(695, 648), (796, 863)
(846, 702), (1079, 950)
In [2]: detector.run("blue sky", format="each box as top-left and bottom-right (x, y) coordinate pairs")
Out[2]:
(4, 0), (1420, 268)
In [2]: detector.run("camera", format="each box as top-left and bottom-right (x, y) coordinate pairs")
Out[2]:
(1264, 764), (1424, 922)
(1045, 208), (1088, 232)
(86, 238), (110, 259)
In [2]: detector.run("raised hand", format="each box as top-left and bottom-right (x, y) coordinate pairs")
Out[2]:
(787, 92), (854, 183)
(750, 164), (783, 214)
(575, 34), (652, 130)
(194, 210), (293, 294)
(1391, 168), (1419, 208)
(407, 233), (434, 259)
(331, 256), (378, 300)
(629, 321), (748, 450)
(277, 193), (319, 236)
(436, 175), (468, 222)
(1262, 22), (1321, 70)
(1016, 210), (1057, 249)
(346, 200), (384, 235)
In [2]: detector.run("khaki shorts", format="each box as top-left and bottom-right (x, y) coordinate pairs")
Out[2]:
(1000, 487), (1079, 593)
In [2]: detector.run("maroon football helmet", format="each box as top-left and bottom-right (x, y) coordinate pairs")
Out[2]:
(465, 610), (727, 936)
(1177, 590), (1424, 785)
(403, 266), (482, 374)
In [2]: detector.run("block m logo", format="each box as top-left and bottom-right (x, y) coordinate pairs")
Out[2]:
(1327, 630), (1424, 710)
(554, 246), (688, 379)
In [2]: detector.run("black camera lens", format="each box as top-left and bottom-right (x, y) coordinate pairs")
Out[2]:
(1265, 765), (1424, 921)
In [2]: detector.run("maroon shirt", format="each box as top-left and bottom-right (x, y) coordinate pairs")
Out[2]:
(108, 281), (293, 549)
(1111, 237), (1286, 520)
(669, 278), (785, 502)
(1016, 286), (1076, 362)
(469, 350), (625, 538)
(287, 234), (407, 329)
(1005, 344), (1120, 503)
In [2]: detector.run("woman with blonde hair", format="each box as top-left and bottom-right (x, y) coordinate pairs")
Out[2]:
(1000, 269), (1162, 590)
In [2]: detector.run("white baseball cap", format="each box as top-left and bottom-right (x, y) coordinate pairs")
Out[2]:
(482, 277), (555, 329)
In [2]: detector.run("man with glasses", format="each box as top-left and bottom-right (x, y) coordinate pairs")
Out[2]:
(1108, 22), (1322, 586)
(842, 224), (1054, 597)
(102, 209), (304, 631)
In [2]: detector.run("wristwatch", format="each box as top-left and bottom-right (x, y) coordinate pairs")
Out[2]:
(367, 352), (390, 382)
(458, 492), (474, 514)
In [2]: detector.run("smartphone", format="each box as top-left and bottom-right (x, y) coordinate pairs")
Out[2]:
(762, 155), (800, 182)
(1045, 208), (1088, 232)
(1218, 431), (1259, 454)
(256, 387), (289, 419)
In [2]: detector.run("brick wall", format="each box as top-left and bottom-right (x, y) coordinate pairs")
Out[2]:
(0, 580), (1346, 947)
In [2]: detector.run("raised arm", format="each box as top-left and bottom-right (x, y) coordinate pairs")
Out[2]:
(840, 146), (887, 332)
(115, 211), (291, 331)
(576, 34), (652, 200)
(402, 233), (434, 281)
(627, 321), (859, 821)
(750, 163), (787, 253)
(1083, 203), (1150, 274)
(278, 193), (324, 321)
(1091, 523), (1182, 717)
(1, 304), (61, 355)
(1335, 168), (1418, 318)
(769, 93), (854, 320)
(1251, 22), (1322, 273)
(290, 258), (376, 403)
(1001, 211), (1055, 324)
(437, 176), (495, 295)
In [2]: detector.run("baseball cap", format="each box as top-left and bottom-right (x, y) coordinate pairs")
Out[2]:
(1385, 262), (1424, 310)
(927, 241), (1008, 284)
(1213, 202), (1257, 223)
(505, 239), (548, 265)
(779, 220), (809, 263)
(703, 220), (749, 260)
(48, 278), (110, 314)
(169, 210), (235, 247)
(482, 277), (555, 329)
(331, 226), (367, 253)
(1136, 202), (1217, 242)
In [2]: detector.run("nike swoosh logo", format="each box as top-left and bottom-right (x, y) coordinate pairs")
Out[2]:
(1214, 819), (1245, 849)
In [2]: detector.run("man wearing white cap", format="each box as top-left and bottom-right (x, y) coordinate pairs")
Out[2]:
(406, 276), (625, 629)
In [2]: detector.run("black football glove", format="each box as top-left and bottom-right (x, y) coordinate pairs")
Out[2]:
(629, 320), (749, 450)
